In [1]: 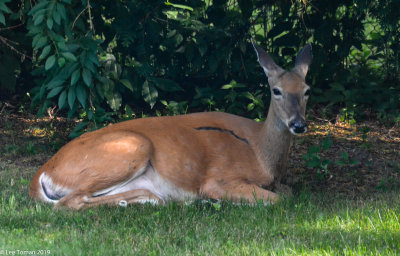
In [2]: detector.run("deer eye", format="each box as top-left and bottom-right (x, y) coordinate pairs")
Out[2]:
(305, 89), (311, 96)
(272, 88), (282, 96)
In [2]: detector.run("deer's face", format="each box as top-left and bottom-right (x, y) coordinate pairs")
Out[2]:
(252, 40), (312, 135)
(268, 72), (310, 135)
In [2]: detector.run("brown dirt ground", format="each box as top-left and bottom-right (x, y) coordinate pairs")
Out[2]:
(1, 106), (399, 199)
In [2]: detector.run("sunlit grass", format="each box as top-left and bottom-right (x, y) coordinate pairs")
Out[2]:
(0, 162), (399, 255)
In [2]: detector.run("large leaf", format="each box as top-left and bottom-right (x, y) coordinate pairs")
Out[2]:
(47, 18), (53, 30)
(82, 68), (92, 87)
(47, 86), (64, 99)
(39, 45), (51, 60)
(47, 79), (64, 89)
(120, 79), (133, 92)
(58, 90), (67, 109)
(142, 80), (158, 108)
(0, 1), (12, 14)
(62, 52), (77, 62)
(76, 83), (87, 108)
(45, 55), (56, 70)
(68, 86), (76, 109)
(35, 37), (48, 50)
(33, 15), (44, 26)
(70, 69), (80, 86)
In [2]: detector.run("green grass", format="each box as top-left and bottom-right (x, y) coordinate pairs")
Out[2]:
(1, 162), (399, 255)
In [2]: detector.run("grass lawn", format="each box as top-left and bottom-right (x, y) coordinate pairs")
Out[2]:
(0, 162), (399, 256)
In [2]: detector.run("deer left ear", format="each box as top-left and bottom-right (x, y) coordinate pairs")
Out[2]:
(293, 44), (312, 78)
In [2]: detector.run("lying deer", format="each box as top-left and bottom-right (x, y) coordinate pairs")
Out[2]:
(29, 40), (312, 209)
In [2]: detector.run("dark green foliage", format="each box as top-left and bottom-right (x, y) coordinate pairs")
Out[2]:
(0, 0), (33, 98)
(0, 0), (399, 124)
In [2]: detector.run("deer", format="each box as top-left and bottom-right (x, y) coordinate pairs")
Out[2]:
(29, 40), (312, 210)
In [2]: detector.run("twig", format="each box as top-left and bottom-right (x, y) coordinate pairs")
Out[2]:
(87, 0), (95, 34)
(0, 23), (23, 32)
(71, 0), (95, 36)
(71, 6), (87, 30)
(0, 35), (32, 61)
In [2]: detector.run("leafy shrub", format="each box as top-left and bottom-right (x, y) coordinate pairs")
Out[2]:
(0, 0), (398, 125)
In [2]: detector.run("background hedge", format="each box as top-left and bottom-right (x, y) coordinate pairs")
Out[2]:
(0, 0), (399, 130)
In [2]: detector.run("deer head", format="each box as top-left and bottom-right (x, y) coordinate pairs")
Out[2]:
(252, 40), (312, 135)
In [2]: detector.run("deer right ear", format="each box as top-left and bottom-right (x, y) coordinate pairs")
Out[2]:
(293, 44), (312, 78)
(251, 39), (284, 77)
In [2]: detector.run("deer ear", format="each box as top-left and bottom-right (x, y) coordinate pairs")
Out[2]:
(251, 39), (284, 77)
(293, 44), (312, 78)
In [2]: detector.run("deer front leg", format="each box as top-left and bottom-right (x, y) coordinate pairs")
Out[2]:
(201, 179), (279, 204)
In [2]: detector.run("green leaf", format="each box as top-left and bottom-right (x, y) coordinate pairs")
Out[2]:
(35, 37), (48, 49)
(28, 1), (49, 15)
(45, 55), (56, 70)
(52, 34), (65, 42)
(47, 86), (63, 99)
(82, 68), (92, 87)
(61, 52), (77, 62)
(56, 3), (67, 20)
(76, 83), (87, 108)
(57, 41), (67, 51)
(88, 52), (99, 66)
(0, 1), (12, 13)
(52, 10), (61, 25)
(221, 80), (246, 89)
(120, 79), (133, 92)
(68, 87), (76, 109)
(142, 80), (158, 108)
(165, 1), (193, 11)
(58, 57), (66, 67)
(47, 79), (64, 89)
(0, 12), (5, 25)
(47, 18), (53, 30)
(39, 45), (51, 60)
(96, 81), (105, 100)
(247, 103), (255, 111)
(33, 15), (44, 26)
(58, 90), (67, 109)
(150, 77), (183, 92)
(70, 69), (80, 86)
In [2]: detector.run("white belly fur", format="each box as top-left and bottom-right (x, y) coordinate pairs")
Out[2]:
(92, 165), (198, 203)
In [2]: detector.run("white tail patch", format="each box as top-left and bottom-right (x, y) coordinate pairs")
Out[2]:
(39, 172), (72, 203)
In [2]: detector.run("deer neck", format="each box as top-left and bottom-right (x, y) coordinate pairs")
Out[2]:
(255, 105), (292, 180)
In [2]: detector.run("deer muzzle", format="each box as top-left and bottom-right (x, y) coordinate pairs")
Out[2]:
(288, 117), (307, 135)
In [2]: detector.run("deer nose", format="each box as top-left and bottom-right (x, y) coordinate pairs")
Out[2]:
(289, 119), (307, 135)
